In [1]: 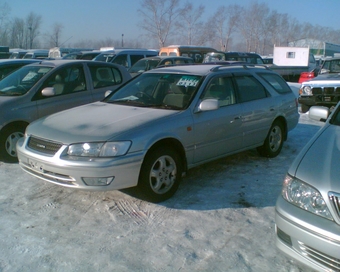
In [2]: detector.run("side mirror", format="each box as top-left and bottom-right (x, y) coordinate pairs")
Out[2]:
(41, 87), (56, 97)
(105, 90), (112, 97)
(309, 106), (330, 122)
(197, 99), (219, 112)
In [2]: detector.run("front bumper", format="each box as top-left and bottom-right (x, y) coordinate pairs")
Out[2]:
(275, 196), (340, 272)
(16, 137), (144, 191)
(298, 94), (340, 107)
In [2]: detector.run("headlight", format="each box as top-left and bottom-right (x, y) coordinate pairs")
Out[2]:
(67, 141), (131, 157)
(282, 174), (333, 221)
(301, 86), (312, 95)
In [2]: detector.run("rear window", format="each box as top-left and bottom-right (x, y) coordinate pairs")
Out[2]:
(258, 73), (292, 94)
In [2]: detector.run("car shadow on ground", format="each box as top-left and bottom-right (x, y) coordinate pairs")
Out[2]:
(122, 122), (322, 211)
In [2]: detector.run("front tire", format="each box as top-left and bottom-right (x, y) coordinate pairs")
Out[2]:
(137, 147), (182, 203)
(257, 120), (284, 158)
(0, 125), (25, 163)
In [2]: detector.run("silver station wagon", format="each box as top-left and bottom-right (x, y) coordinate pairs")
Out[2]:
(17, 64), (299, 202)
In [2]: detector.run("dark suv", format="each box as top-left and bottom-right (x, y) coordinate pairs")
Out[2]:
(299, 57), (340, 113)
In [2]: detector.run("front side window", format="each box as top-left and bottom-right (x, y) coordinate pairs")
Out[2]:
(36, 65), (86, 99)
(130, 55), (145, 66)
(112, 54), (128, 67)
(202, 76), (236, 107)
(89, 65), (122, 89)
(105, 73), (202, 110)
(234, 75), (267, 103)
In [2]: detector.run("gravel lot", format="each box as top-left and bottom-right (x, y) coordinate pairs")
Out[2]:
(0, 112), (321, 272)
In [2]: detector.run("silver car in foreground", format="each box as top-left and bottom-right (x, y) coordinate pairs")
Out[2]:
(17, 64), (299, 202)
(275, 105), (340, 271)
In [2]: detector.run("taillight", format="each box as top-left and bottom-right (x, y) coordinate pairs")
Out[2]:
(298, 71), (315, 83)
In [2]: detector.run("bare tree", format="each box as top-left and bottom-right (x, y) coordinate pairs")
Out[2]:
(138, 0), (180, 47)
(9, 18), (25, 48)
(210, 4), (242, 51)
(0, 1), (10, 45)
(26, 12), (42, 49)
(176, 2), (204, 45)
(48, 23), (64, 47)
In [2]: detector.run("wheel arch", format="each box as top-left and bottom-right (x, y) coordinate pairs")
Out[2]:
(145, 137), (187, 173)
(274, 116), (288, 141)
(1, 120), (29, 134)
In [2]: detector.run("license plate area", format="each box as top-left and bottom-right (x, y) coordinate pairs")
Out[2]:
(28, 159), (45, 173)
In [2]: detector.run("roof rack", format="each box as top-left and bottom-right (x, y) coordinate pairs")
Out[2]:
(209, 64), (270, 72)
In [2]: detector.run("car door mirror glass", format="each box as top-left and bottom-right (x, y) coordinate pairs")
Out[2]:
(41, 87), (56, 97)
(198, 99), (219, 112)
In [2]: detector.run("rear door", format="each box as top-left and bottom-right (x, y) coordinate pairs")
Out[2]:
(233, 72), (276, 148)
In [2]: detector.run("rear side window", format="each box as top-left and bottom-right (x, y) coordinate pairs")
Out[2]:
(89, 65), (123, 89)
(234, 75), (267, 102)
(258, 73), (292, 94)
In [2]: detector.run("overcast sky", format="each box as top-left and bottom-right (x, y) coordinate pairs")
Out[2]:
(6, 0), (340, 46)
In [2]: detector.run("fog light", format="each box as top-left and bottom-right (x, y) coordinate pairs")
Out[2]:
(82, 177), (114, 186)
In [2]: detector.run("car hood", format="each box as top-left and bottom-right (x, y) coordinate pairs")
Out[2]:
(27, 102), (179, 144)
(314, 73), (340, 80)
(294, 124), (340, 192)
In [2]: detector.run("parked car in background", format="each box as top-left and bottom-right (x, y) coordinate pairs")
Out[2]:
(93, 49), (158, 69)
(0, 60), (131, 162)
(17, 64), (298, 203)
(23, 49), (49, 59)
(62, 51), (101, 60)
(48, 47), (95, 58)
(262, 56), (273, 64)
(159, 45), (217, 63)
(275, 105), (340, 272)
(203, 51), (264, 64)
(0, 59), (40, 80)
(128, 56), (194, 77)
(298, 57), (340, 112)
(9, 49), (28, 59)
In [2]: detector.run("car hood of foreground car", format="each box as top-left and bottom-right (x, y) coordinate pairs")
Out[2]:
(306, 73), (340, 85)
(26, 101), (181, 144)
(292, 124), (340, 192)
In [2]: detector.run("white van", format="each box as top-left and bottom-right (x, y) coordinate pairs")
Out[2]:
(93, 49), (158, 69)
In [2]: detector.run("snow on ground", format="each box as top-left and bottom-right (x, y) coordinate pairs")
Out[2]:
(0, 111), (322, 272)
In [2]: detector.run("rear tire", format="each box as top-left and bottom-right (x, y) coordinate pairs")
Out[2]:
(0, 125), (25, 163)
(137, 147), (182, 203)
(257, 120), (284, 158)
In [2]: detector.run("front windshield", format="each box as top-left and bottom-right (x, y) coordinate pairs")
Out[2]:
(105, 73), (202, 110)
(94, 53), (116, 62)
(204, 53), (225, 62)
(322, 60), (340, 73)
(129, 59), (160, 73)
(0, 65), (52, 96)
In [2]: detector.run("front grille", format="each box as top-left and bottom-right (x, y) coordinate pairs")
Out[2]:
(298, 241), (340, 271)
(28, 136), (62, 155)
(329, 192), (340, 221)
(312, 87), (340, 103)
